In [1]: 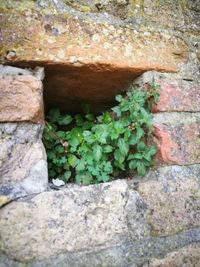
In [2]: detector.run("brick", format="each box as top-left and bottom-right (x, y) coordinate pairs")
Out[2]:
(0, 66), (44, 123)
(133, 71), (200, 112)
(153, 113), (200, 165)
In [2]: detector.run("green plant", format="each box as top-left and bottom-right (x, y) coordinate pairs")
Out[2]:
(43, 79), (160, 185)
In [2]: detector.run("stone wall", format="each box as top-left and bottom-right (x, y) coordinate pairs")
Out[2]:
(0, 0), (200, 266)
(0, 66), (48, 206)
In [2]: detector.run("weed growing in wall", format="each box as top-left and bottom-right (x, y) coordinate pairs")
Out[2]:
(43, 79), (159, 185)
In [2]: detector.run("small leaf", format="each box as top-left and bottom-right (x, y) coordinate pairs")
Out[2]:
(114, 149), (125, 163)
(76, 159), (86, 172)
(115, 94), (123, 102)
(118, 138), (129, 156)
(63, 171), (71, 181)
(137, 162), (146, 176)
(68, 155), (78, 168)
(128, 160), (137, 170)
(103, 145), (113, 153)
(85, 114), (95, 121)
(137, 141), (146, 151)
(111, 106), (121, 117)
(101, 173), (110, 182)
(55, 145), (64, 153)
(93, 144), (102, 161)
(58, 115), (73, 125)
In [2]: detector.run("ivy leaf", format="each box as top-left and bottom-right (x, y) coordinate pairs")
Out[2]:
(93, 144), (102, 161)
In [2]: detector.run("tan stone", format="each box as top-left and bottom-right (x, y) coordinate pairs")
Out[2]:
(153, 113), (200, 165)
(138, 165), (200, 236)
(0, 2), (188, 113)
(0, 180), (150, 261)
(145, 243), (200, 267)
(0, 66), (44, 122)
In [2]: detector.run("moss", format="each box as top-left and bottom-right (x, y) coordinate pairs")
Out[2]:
(80, 5), (91, 13)
(128, 0), (144, 17)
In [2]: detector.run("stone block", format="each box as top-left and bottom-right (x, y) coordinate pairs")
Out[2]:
(153, 112), (200, 165)
(133, 71), (200, 112)
(138, 165), (200, 236)
(0, 65), (44, 123)
(0, 123), (48, 205)
(0, 165), (200, 262)
(145, 243), (200, 267)
(0, 179), (150, 261)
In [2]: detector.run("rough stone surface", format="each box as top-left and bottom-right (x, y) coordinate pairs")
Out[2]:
(153, 113), (200, 165)
(137, 165), (200, 236)
(1, 228), (200, 267)
(0, 165), (200, 263)
(133, 71), (200, 112)
(0, 65), (44, 122)
(0, 1), (188, 113)
(0, 123), (48, 206)
(0, 179), (149, 261)
(146, 243), (200, 267)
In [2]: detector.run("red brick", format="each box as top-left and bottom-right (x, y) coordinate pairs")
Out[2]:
(154, 79), (200, 112)
(0, 66), (44, 123)
(153, 113), (200, 165)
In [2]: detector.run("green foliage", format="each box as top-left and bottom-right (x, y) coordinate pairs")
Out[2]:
(43, 79), (160, 185)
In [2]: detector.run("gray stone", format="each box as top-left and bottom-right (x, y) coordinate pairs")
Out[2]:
(137, 164), (200, 236)
(1, 227), (200, 267)
(0, 123), (48, 205)
(0, 165), (200, 263)
(0, 179), (149, 261)
(145, 242), (200, 267)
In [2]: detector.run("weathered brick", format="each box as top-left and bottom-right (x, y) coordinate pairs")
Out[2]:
(133, 71), (200, 112)
(0, 66), (44, 123)
(153, 113), (200, 165)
